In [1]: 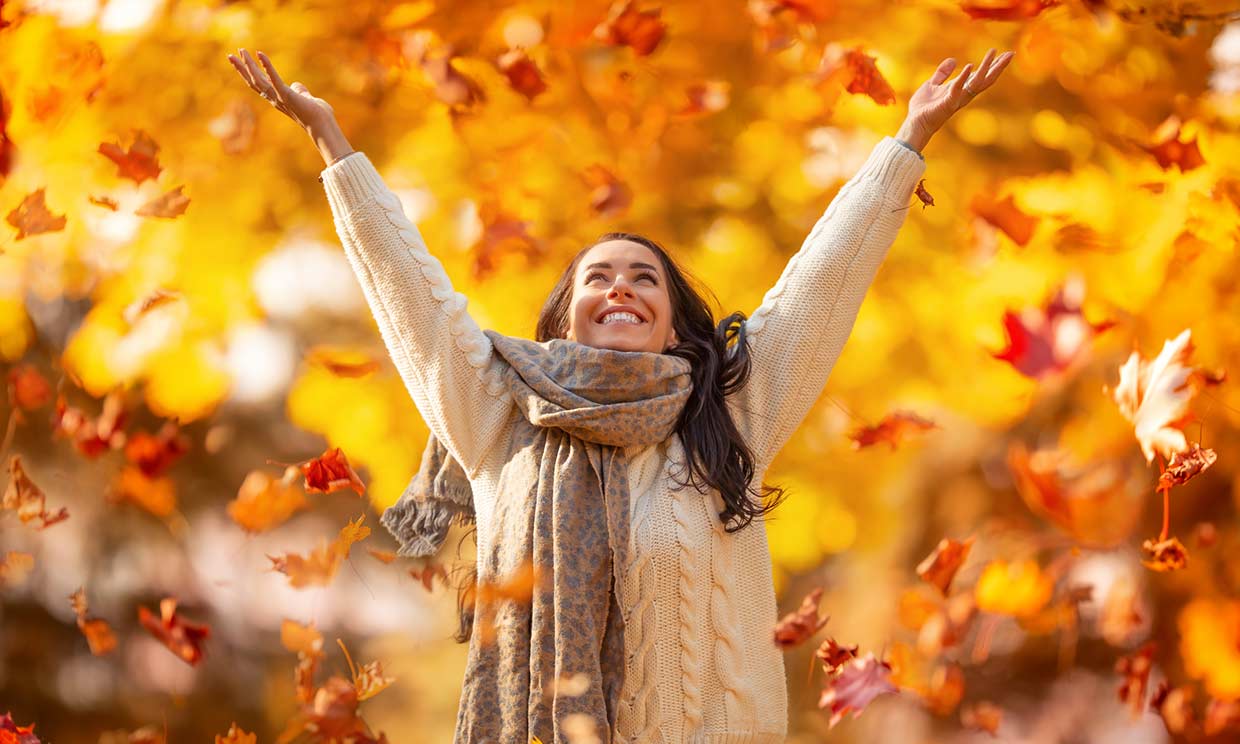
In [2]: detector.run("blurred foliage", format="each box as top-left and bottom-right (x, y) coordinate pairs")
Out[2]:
(1, 0), (1240, 742)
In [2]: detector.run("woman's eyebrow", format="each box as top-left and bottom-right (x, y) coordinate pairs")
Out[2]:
(584, 261), (661, 273)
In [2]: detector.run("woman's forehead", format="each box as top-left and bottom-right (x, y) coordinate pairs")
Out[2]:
(578, 240), (661, 270)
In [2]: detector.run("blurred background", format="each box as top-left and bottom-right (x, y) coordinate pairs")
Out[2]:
(1, 0), (1239, 741)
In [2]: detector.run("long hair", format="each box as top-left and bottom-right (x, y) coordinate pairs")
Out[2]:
(451, 231), (788, 643)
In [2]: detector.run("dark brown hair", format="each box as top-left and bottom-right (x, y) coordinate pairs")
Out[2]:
(451, 231), (787, 643)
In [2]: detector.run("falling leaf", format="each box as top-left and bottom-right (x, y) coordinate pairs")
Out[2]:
(98, 130), (161, 184)
(677, 80), (730, 117)
(593, 1), (666, 56)
(817, 45), (896, 106)
(1099, 575), (1146, 647)
(747, 0), (834, 52)
(122, 288), (183, 327)
(849, 411), (938, 450)
(297, 447), (366, 497)
(1006, 442), (1140, 547)
(268, 515), (370, 588)
(137, 597), (209, 666)
(961, 701), (1003, 735)
(214, 724), (256, 744)
(497, 48), (547, 101)
(352, 658), (395, 702)
(98, 727), (164, 744)
(991, 277), (1115, 379)
(1142, 115), (1205, 172)
(0, 551), (33, 586)
(915, 537), (974, 596)
(1158, 442), (1217, 490)
(367, 547), (398, 564)
(0, 713), (40, 744)
(471, 203), (540, 279)
(1204, 698), (1240, 736)
(818, 652), (898, 727)
(1150, 682), (1197, 736)
(959, 0), (1059, 20)
(207, 99), (257, 156)
(475, 561), (539, 605)
(7, 365), (51, 412)
(914, 179), (934, 209)
(228, 467), (308, 534)
(815, 637), (859, 673)
(3, 455), (69, 529)
(1141, 536), (1188, 572)
(1116, 642), (1156, 716)
(971, 192), (1039, 246)
(109, 465), (177, 518)
(404, 32), (485, 111)
(88, 194), (119, 210)
(282, 619), (325, 704)
(69, 588), (117, 656)
(134, 185), (189, 219)
(123, 420), (189, 478)
(583, 164), (633, 218)
(1108, 328), (1199, 463)
(53, 390), (129, 458)
(409, 560), (450, 591)
(974, 560), (1052, 617)
(6, 188), (66, 240)
(773, 586), (830, 647)
(305, 346), (382, 378)
(0, 85), (15, 179)
(923, 663), (965, 715)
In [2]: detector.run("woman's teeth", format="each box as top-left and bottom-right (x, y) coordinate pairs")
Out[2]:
(601, 311), (643, 325)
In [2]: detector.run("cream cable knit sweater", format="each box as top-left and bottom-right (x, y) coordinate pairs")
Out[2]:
(320, 136), (926, 743)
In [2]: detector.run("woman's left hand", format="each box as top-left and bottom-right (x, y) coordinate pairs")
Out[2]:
(897, 48), (1015, 152)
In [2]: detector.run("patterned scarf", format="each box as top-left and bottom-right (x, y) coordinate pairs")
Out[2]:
(381, 331), (692, 743)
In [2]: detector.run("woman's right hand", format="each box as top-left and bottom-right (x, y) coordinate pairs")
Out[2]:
(226, 49), (335, 133)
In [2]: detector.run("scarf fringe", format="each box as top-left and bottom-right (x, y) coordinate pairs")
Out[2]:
(380, 476), (476, 558)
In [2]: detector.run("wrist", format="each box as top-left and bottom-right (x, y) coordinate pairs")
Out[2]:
(306, 118), (354, 166)
(895, 119), (930, 153)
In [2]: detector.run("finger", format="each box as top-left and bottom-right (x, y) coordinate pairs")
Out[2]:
(241, 49), (275, 96)
(983, 51), (1015, 85)
(949, 63), (974, 97)
(291, 81), (308, 93)
(257, 51), (291, 101)
(230, 51), (260, 91)
(929, 57), (957, 86)
(976, 48), (996, 77)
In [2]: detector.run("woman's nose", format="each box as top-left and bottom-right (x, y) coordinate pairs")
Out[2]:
(607, 279), (634, 298)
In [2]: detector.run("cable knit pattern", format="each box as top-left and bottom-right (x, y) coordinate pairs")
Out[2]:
(319, 137), (926, 742)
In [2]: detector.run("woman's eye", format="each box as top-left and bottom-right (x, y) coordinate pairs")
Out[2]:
(586, 273), (606, 282)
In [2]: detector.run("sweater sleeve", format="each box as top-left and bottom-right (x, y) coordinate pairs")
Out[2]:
(320, 152), (513, 478)
(726, 137), (926, 467)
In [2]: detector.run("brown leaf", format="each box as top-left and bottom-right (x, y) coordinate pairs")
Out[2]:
(1142, 115), (1205, 172)
(123, 420), (189, 478)
(88, 194), (119, 210)
(109, 465), (177, 518)
(404, 33), (485, 111)
(817, 45), (896, 106)
(959, 0), (1059, 20)
(409, 560), (450, 591)
(773, 586), (830, 647)
(7, 364), (51, 412)
(281, 619), (325, 704)
(69, 587), (117, 656)
(815, 637), (859, 673)
(582, 165), (633, 218)
(6, 188), (66, 240)
(1150, 682), (1198, 736)
(137, 597), (209, 666)
(1204, 697), (1240, 736)
(228, 467), (308, 534)
(1141, 536), (1188, 572)
(497, 48), (547, 101)
(98, 130), (162, 184)
(268, 515), (370, 589)
(849, 410), (938, 450)
(207, 99), (258, 156)
(1158, 442), (1217, 490)
(818, 653), (898, 727)
(593, 1), (666, 56)
(914, 179), (934, 209)
(915, 537), (974, 596)
(677, 80), (730, 117)
(134, 185), (189, 219)
(3, 455), (69, 529)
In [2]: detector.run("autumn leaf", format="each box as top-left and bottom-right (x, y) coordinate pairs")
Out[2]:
(1142, 115), (1205, 172)
(849, 410), (938, 450)
(121, 288), (183, 327)
(974, 560), (1052, 617)
(677, 80), (730, 117)
(970, 192), (1038, 246)
(914, 179), (934, 209)
(137, 597), (209, 666)
(1157, 442), (1217, 490)
(268, 515), (370, 588)
(97, 130), (162, 184)
(275, 675), (388, 744)
(814, 637), (859, 673)
(6, 188), (66, 240)
(818, 652), (898, 727)
(1150, 682), (1197, 736)
(409, 560), (450, 591)
(773, 586), (830, 647)
(0, 551), (33, 586)
(1108, 328), (1199, 463)
(367, 547), (397, 564)
(305, 346), (381, 378)
(338, 639), (395, 702)
(124, 420), (189, 478)
(471, 203), (540, 280)
(915, 537), (973, 596)
(923, 663), (965, 715)
(1205, 698), (1240, 736)
(475, 561), (539, 605)
(135, 185), (189, 219)
(53, 390), (128, 458)
(281, 619), (325, 704)
(69, 587), (117, 656)
(3, 455), (69, 529)
(1141, 536), (1188, 572)
(296, 447), (366, 497)
(228, 467), (308, 534)
(405, 32), (485, 111)
(1116, 642), (1156, 716)
(497, 48), (547, 101)
(109, 465), (178, 519)
(1006, 442), (1140, 547)
(207, 99), (257, 156)
(593, 1), (666, 56)
(961, 701), (1003, 735)
(990, 277), (1115, 379)
(0, 86), (14, 179)
(214, 724), (256, 744)
(959, 0), (1059, 20)
(0, 713), (40, 744)
(583, 164), (633, 218)
(817, 45), (896, 106)
(7, 364), (51, 412)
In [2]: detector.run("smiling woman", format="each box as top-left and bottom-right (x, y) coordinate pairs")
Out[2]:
(564, 239), (678, 353)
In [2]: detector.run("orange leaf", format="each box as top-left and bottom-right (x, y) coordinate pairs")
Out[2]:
(97, 130), (161, 184)
(814, 637), (859, 673)
(1143, 115), (1205, 172)
(281, 619), (324, 704)
(1115, 642), (1156, 716)
(959, 0), (1059, 20)
(0, 713), (39, 744)
(677, 80), (730, 117)
(69, 587), (117, 656)
(817, 45), (896, 106)
(961, 701), (1004, 735)
(1141, 536), (1188, 572)
(850, 410), (938, 450)
(497, 48), (547, 101)
(582, 165), (633, 218)
(269, 515), (370, 588)
(134, 185), (189, 219)
(409, 560), (450, 591)
(305, 346), (381, 378)
(0, 551), (33, 586)
(1006, 442), (1140, 547)
(6, 188), (66, 240)
(109, 465), (177, 518)
(123, 420), (189, 478)
(593, 1), (666, 56)
(970, 192), (1038, 246)
(367, 547), (397, 564)
(915, 537), (974, 596)
(137, 597), (209, 666)
(214, 724), (256, 744)
(7, 364), (51, 412)
(773, 587), (830, 647)
(1150, 682), (1197, 736)
(228, 467), (308, 534)
(924, 663), (965, 715)
(299, 447), (366, 497)
(353, 659), (395, 702)
(3, 455), (69, 529)
(1158, 442), (1217, 490)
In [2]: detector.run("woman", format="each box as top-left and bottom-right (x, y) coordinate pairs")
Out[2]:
(229, 45), (1012, 744)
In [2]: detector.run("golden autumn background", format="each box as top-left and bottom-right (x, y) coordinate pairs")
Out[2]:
(2, 0), (1240, 740)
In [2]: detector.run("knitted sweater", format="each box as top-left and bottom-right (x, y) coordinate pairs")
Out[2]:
(320, 136), (926, 743)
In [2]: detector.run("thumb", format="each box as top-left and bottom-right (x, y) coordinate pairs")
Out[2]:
(291, 81), (308, 93)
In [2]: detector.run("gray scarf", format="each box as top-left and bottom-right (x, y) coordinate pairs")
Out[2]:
(381, 331), (692, 743)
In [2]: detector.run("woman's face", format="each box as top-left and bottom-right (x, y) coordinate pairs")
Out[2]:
(565, 239), (677, 353)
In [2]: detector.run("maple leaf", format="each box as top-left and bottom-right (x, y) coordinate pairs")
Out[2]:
(817, 45), (896, 106)
(214, 724), (256, 744)
(1108, 328), (1199, 463)
(338, 639), (395, 702)
(3, 455), (69, 529)
(1157, 442), (1217, 490)
(97, 130), (162, 184)
(0, 713), (40, 744)
(583, 164), (633, 217)
(409, 560), (450, 591)
(914, 179), (934, 209)
(276, 676), (388, 744)
(269, 515), (370, 588)
(960, 0), (1059, 20)
(207, 99), (257, 156)
(849, 410), (938, 450)
(281, 619), (325, 704)
(108, 465), (178, 519)
(305, 346), (381, 378)
(1116, 642), (1156, 716)
(747, 0), (834, 52)
(0, 551), (33, 586)
(68, 588), (117, 656)
(6, 188), (66, 240)
(497, 48), (547, 101)
(818, 653), (898, 727)
(1142, 115), (1205, 172)
(991, 277), (1115, 379)
(916, 537), (974, 595)
(594, 1), (666, 56)
(135, 185), (190, 219)
(404, 33), (485, 112)
(974, 560), (1052, 617)
(1141, 536), (1188, 572)
(773, 586), (830, 647)
(1006, 442), (1140, 547)
(124, 420), (189, 478)
(137, 597), (209, 666)
(228, 467), (308, 534)
(53, 389), (128, 458)
(677, 80), (730, 117)
(971, 192), (1039, 246)
(961, 701), (1003, 735)
(296, 447), (366, 497)
(471, 203), (540, 280)
(7, 364), (51, 411)
(814, 637), (859, 673)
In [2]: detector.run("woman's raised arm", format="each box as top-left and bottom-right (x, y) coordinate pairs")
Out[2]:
(726, 49), (1014, 467)
(228, 50), (514, 478)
